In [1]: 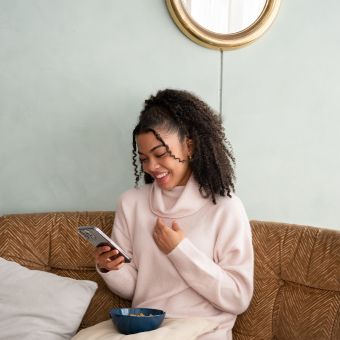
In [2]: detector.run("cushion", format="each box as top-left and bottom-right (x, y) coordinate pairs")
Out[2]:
(72, 318), (218, 340)
(0, 257), (98, 340)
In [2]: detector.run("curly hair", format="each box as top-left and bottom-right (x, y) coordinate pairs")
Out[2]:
(132, 89), (236, 204)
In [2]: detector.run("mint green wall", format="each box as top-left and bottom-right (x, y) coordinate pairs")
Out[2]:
(1, 1), (339, 230)
(0, 0), (219, 213)
(222, 1), (340, 229)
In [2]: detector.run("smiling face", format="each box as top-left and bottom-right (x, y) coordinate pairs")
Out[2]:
(136, 129), (192, 190)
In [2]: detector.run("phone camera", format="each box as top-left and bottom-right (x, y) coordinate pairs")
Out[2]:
(83, 230), (96, 240)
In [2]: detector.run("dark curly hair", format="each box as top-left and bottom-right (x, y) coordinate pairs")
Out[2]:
(132, 89), (236, 204)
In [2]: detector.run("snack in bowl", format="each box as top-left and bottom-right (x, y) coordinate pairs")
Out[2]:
(109, 307), (166, 334)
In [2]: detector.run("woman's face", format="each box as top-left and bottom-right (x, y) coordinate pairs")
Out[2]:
(136, 129), (192, 190)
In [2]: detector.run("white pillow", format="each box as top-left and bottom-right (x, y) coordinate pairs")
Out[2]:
(0, 257), (98, 340)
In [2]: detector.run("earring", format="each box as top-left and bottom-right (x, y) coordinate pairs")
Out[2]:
(188, 155), (192, 161)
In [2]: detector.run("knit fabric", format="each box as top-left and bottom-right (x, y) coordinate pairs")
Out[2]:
(100, 176), (254, 339)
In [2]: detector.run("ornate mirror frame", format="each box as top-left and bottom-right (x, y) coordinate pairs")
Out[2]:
(166, 0), (281, 50)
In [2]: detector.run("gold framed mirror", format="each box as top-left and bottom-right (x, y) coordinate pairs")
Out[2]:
(166, 0), (281, 50)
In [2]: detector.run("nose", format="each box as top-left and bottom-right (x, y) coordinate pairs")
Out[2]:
(150, 158), (161, 171)
(144, 158), (160, 172)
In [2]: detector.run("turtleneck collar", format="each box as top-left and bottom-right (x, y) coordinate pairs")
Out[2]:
(149, 175), (209, 218)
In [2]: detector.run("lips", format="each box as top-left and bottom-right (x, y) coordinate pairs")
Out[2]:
(154, 172), (168, 179)
(153, 172), (170, 186)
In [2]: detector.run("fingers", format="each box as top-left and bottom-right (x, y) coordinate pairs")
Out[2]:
(155, 217), (166, 231)
(105, 252), (125, 270)
(94, 247), (125, 272)
(154, 218), (182, 237)
(95, 245), (111, 256)
(155, 219), (181, 234)
(154, 218), (167, 240)
(172, 220), (180, 231)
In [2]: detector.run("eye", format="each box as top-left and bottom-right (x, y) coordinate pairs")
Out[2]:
(155, 152), (167, 158)
(139, 158), (148, 164)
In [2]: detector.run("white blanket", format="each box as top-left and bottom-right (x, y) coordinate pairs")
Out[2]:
(72, 318), (218, 340)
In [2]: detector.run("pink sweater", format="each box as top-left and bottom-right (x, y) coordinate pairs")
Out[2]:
(100, 175), (254, 339)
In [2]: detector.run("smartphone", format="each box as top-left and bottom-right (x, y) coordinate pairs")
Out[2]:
(78, 226), (132, 263)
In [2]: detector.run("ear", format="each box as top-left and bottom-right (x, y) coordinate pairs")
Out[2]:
(185, 137), (194, 155)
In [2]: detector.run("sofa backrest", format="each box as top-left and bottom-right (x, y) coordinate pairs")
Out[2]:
(233, 220), (340, 340)
(0, 211), (129, 329)
(1, 213), (340, 338)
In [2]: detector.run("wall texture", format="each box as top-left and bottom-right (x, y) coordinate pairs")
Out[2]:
(0, 1), (339, 230)
(0, 0), (219, 212)
(223, 1), (340, 229)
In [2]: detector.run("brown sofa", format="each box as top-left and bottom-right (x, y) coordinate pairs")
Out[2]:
(0, 211), (339, 339)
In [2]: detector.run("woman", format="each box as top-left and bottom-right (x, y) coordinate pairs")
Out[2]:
(95, 89), (254, 339)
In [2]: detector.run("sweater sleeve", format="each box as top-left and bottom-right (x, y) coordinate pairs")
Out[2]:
(167, 197), (254, 315)
(97, 195), (137, 300)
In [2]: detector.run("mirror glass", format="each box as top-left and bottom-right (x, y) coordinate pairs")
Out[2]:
(166, 0), (280, 50)
(181, 0), (267, 34)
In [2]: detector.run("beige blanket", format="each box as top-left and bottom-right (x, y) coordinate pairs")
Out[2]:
(72, 318), (218, 340)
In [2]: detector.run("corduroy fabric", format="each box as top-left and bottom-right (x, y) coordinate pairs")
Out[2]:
(0, 214), (339, 338)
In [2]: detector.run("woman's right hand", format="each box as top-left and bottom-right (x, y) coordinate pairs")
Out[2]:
(94, 246), (125, 273)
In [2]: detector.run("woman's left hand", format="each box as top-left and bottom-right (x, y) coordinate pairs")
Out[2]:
(153, 217), (185, 254)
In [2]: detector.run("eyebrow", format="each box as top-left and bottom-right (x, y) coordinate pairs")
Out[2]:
(138, 144), (165, 155)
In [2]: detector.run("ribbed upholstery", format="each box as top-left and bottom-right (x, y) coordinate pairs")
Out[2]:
(0, 213), (339, 338)
(233, 221), (340, 340)
(0, 212), (130, 329)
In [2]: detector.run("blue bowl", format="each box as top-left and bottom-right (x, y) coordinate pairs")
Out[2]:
(109, 307), (166, 335)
